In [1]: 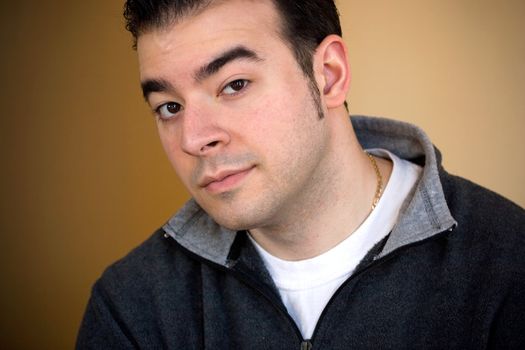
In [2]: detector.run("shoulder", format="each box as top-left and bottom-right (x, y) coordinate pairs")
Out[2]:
(94, 229), (202, 307)
(78, 230), (207, 347)
(440, 171), (524, 231)
(439, 171), (525, 272)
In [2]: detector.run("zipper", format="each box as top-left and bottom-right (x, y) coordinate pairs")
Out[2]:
(300, 340), (313, 350)
(308, 225), (456, 343)
(164, 224), (456, 348)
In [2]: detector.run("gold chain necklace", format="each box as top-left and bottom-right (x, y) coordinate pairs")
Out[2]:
(365, 151), (383, 211)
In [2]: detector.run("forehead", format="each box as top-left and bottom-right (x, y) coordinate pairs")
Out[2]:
(136, 0), (285, 78)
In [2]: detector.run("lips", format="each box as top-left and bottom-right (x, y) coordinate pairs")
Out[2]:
(199, 166), (255, 193)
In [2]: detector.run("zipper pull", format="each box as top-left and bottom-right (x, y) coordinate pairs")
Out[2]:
(300, 340), (312, 350)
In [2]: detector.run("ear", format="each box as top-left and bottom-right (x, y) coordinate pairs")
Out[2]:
(313, 35), (351, 109)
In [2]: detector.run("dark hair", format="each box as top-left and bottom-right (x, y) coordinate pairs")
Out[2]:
(123, 0), (344, 114)
(125, 0), (341, 77)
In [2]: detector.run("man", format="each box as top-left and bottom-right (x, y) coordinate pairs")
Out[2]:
(77, 0), (525, 348)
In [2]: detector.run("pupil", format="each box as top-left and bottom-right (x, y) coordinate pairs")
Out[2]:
(167, 103), (179, 113)
(232, 80), (244, 91)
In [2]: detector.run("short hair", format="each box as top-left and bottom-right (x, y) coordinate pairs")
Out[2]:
(123, 0), (342, 84)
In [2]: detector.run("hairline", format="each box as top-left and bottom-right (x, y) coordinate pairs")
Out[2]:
(132, 0), (314, 71)
(134, 0), (325, 118)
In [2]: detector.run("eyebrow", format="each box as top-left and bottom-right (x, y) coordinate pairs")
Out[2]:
(194, 45), (263, 82)
(141, 78), (174, 101)
(140, 45), (263, 101)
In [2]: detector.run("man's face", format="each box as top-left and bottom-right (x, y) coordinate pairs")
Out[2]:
(138, 0), (332, 231)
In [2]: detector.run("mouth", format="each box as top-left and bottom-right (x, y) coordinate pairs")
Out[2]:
(200, 166), (255, 194)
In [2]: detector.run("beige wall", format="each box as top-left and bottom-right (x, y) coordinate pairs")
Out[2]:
(0, 1), (523, 348)
(338, 0), (525, 203)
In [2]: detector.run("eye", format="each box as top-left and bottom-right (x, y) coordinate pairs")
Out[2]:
(155, 102), (182, 120)
(221, 79), (249, 96)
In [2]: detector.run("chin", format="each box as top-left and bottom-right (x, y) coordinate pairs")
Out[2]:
(208, 209), (261, 232)
(212, 219), (247, 232)
(196, 191), (272, 231)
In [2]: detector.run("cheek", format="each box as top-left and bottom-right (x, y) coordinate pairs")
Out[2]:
(158, 129), (177, 162)
(255, 92), (309, 141)
(241, 92), (298, 134)
(158, 129), (193, 184)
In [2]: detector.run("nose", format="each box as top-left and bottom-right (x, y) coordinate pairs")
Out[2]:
(179, 106), (231, 156)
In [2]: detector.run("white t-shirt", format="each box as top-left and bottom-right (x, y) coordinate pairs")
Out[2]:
(249, 149), (422, 339)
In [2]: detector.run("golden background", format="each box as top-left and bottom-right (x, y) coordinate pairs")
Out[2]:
(0, 0), (523, 348)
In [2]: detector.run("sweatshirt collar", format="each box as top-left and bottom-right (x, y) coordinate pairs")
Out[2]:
(350, 116), (457, 257)
(163, 115), (457, 266)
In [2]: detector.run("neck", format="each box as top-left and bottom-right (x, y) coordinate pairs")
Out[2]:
(249, 112), (392, 261)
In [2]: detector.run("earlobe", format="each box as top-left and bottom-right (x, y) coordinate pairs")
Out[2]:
(314, 35), (351, 109)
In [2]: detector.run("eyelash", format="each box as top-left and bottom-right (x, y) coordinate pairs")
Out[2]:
(154, 102), (182, 122)
(153, 79), (251, 122)
(220, 79), (250, 96)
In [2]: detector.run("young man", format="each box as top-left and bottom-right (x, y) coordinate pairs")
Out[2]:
(77, 0), (525, 348)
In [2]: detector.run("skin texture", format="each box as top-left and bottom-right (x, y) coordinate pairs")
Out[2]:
(137, 0), (392, 260)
